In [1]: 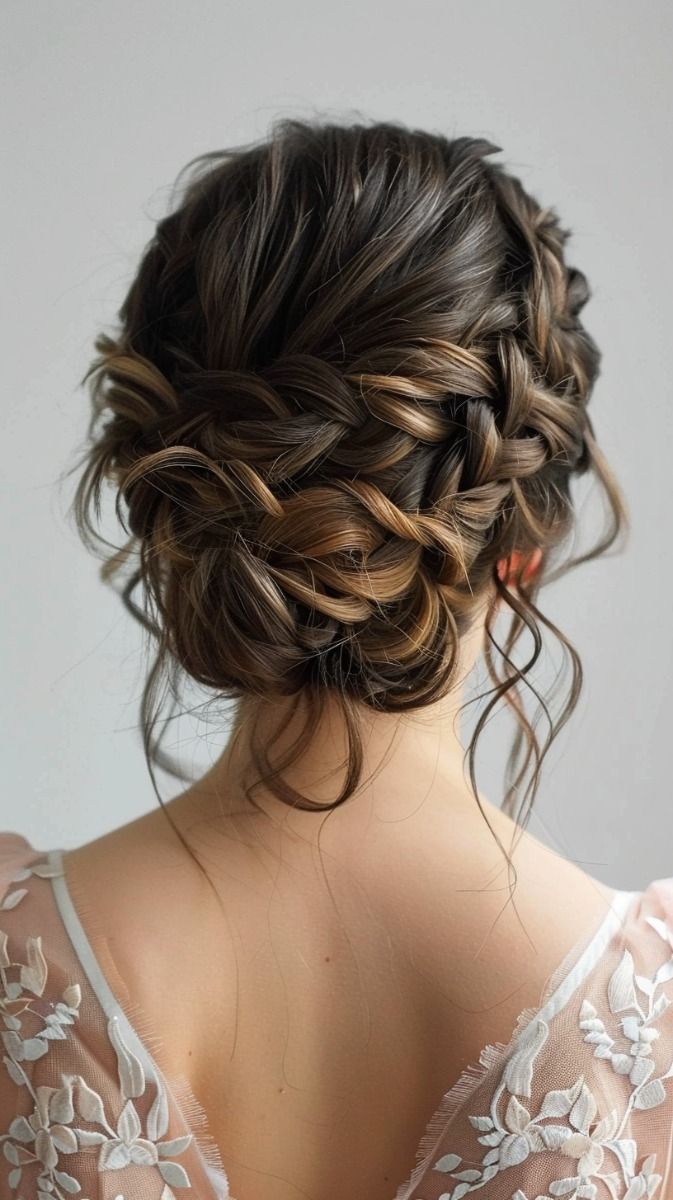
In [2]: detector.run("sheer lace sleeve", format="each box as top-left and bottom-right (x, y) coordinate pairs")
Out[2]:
(395, 880), (673, 1200)
(0, 833), (223, 1199)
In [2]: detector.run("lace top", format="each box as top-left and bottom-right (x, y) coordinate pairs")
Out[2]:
(1, 830), (673, 1200)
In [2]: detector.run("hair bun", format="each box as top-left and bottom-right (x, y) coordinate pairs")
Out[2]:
(69, 118), (626, 816)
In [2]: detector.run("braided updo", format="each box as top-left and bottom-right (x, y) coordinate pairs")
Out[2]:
(69, 118), (626, 828)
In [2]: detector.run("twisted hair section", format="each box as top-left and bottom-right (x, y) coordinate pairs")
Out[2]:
(66, 118), (627, 872)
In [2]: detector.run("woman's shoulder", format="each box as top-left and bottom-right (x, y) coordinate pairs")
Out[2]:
(57, 804), (207, 979)
(397, 861), (673, 1199)
(0, 825), (229, 1197)
(365, 790), (623, 1004)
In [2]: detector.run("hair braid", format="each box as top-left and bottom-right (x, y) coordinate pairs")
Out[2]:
(66, 117), (627, 862)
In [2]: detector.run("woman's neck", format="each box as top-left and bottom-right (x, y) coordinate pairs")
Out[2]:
(167, 683), (481, 864)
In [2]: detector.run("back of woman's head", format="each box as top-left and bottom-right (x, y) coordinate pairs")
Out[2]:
(69, 117), (626, 828)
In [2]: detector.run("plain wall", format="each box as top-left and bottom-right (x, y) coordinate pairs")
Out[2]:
(2, 0), (671, 889)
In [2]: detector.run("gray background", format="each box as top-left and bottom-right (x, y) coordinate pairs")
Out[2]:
(2, 1), (671, 889)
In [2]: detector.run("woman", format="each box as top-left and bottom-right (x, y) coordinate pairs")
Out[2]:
(1, 118), (671, 1200)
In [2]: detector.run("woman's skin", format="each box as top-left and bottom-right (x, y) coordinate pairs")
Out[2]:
(63, 552), (616, 1200)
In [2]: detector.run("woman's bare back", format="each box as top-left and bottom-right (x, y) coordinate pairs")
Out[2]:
(61, 775), (616, 1200)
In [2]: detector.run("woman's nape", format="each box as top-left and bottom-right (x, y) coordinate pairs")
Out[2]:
(165, 546), (542, 851)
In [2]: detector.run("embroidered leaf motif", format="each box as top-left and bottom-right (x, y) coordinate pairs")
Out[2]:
(62, 983), (81, 1008)
(10, 868), (32, 882)
(158, 1160), (191, 1188)
(50, 1080), (75, 1125)
(53, 1168), (80, 1193)
(157, 1135), (193, 1157)
(129, 1139), (160, 1165)
(608, 949), (638, 1013)
(610, 1053), (632, 1077)
(622, 1015), (642, 1041)
(36, 1126), (58, 1168)
(480, 1162), (499, 1184)
(499, 1134), (529, 1168)
(117, 1098), (142, 1143)
(42, 1018), (68, 1040)
(54, 1000), (77, 1024)
(549, 1178), (582, 1196)
(434, 1152), (461, 1171)
(523, 1126), (545, 1153)
(19, 935), (48, 996)
(540, 1123), (572, 1150)
(629, 1056), (655, 1086)
(501, 1018), (549, 1097)
(146, 1078), (170, 1141)
(505, 1095), (531, 1132)
(569, 1082), (597, 1132)
(478, 1129), (505, 1147)
(74, 1128), (107, 1146)
(448, 1184), (472, 1200)
(29, 862), (63, 878)
(50, 1125), (78, 1153)
(18, 1034), (49, 1061)
(77, 1079), (107, 1125)
(108, 1014), (145, 1098)
(99, 1140), (134, 1170)
(1, 889), (28, 910)
(8, 1116), (34, 1142)
(633, 1079), (667, 1109)
(3, 1054), (26, 1085)
(592, 1108), (620, 1140)
(536, 1077), (584, 1120)
(467, 1114), (493, 1131)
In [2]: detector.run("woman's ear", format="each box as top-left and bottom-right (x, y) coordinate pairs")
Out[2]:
(496, 546), (543, 588)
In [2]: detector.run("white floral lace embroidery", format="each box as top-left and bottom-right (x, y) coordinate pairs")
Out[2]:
(0, 859), (195, 1199)
(428, 916), (673, 1200)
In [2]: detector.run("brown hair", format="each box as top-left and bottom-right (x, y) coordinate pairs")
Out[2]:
(66, 117), (627, 874)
